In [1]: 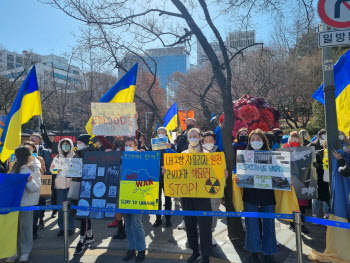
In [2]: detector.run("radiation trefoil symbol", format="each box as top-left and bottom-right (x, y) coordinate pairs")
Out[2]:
(205, 177), (220, 195)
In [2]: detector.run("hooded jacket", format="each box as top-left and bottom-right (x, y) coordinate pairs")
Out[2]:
(19, 158), (41, 207)
(51, 138), (75, 189)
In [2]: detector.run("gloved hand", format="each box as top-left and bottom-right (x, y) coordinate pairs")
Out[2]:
(40, 123), (46, 131)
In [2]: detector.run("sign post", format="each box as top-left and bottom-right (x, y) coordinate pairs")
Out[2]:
(317, 0), (348, 196)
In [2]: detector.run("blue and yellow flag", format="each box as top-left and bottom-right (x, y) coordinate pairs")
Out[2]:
(85, 63), (138, 134)
(0, 66), (42, 162)
(162, 102), (178, 139)
(0, 173), (30, 259)
(312, 50), (350, 134)
(309, 154), (350, 262)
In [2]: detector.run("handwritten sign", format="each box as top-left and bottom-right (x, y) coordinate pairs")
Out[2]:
(236, 150), (291, 191)
(276, 146), (317, 199)
(163, 152), (226, 198)
(76, 151), (122, 219)
(119, 151), (160, 210)
(151, 137), (168, 151)
(11, 153), (37, 163)
(52, 158), (83, 178)
(91, 103), (137, 136)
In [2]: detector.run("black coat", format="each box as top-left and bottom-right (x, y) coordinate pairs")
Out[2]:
(308, 141), (330, 202)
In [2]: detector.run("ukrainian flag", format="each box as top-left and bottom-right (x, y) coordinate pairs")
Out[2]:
(0, 66), (42, 162)
(309, 153), (350, 262)
(312, 50), (350, 134)
(162, 102), (178, 139)
(85, 63), (138, 134)
(0, 173), (30, 259)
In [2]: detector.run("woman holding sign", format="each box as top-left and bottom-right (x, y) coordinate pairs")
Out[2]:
(50, 138), (75, 237)
(172, 128), (212, 263)
(235, 129), (278, 263)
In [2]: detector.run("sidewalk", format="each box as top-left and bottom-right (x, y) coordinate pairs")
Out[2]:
(0, 205), (327, 262)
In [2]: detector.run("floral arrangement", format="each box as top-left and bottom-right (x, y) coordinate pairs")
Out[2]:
(220, 95), (281, 138)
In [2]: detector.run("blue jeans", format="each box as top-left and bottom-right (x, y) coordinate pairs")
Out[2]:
(312, 199), (330, 215)
(244, 202), (278, 255)
(56, 189), (75, 231)
(124, 214), (146, 251)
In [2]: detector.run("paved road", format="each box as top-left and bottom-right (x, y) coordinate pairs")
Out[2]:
(0, 205), (326, 263)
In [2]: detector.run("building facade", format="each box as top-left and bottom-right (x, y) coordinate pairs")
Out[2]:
(0, 50), (83, 92)
(120, 46), (189, 106)
(197, 30), (256, 66)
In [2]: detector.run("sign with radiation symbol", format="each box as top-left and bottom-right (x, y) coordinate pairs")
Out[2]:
(205, 177), (221, 195)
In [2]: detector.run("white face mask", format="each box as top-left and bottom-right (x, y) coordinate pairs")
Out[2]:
(250, 141), (263, 150)
(321, 134), (327, 140)
(35, 145), (39, 153)
(124, 146), (135, 152)
(158, 134), (166, 138)
(203, 143), (214, 151)
(189, 138), (199, 147)
(339, 135), (345, 140)
(77, 143), (86, 151)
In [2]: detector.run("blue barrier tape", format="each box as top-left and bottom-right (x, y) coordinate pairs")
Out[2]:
(2, 205), (350, 230)
(304, 216), (350, 230)
(0, 205), (62, 213)
(72, 205), (293, 219)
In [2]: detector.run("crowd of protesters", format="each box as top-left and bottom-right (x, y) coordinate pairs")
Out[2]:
(1, 117), (350, 263)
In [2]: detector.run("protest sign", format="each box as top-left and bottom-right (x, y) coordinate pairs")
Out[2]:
(11, 153), (37, 163)
(151, 137), (168, 151)
(119, 151), (160, 210)
(276, 146), (318, 199)
(236, 150), (291, 191)
(40, 174), (52, 197)
(76, 151), (121, 219)
(52, 158), (83, 178)
(91, 103), (137, 136)
(163, 152), (226, 198)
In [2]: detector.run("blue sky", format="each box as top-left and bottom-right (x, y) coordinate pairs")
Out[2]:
(0, 1), (317, 65)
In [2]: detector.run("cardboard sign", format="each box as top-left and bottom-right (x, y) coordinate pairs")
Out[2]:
(151, 137), (168, 151)
(119, 151), (160, 210)
(276, 146), (318, 199)
(236, 150), (291, 191)
(40, 174), (52, 197)
(52, 158), (83, 178)
(76, 151), (122, 219)
(91, 103), (137, 136)
(163, 152), (226, 198)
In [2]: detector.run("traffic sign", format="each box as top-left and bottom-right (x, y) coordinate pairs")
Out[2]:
(318, 0), (350, 28)
(319, 28), (350, 47)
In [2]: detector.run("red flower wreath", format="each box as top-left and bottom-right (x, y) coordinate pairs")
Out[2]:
(238, 105), (260, 124)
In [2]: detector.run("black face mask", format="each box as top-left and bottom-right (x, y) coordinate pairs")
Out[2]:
(239, 135), (248, 143)
(186, 124), (195, 130)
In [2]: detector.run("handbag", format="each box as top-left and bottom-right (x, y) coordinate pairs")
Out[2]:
(67, 181), (81, 201)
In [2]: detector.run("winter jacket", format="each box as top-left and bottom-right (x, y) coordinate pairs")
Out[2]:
(18, 158), (41, 207)
(307, 141), (330, 202)
(51, 138), (75, 189)
(177, 131), (189, 153)
(337, 158), (350, 177)
(38, 145), (53, 175)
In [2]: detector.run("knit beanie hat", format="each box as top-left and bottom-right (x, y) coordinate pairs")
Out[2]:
(157, 127), (167, 134)
(77, 134), (91, 146)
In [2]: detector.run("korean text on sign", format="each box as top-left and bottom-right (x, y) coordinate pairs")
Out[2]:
(163, 152), (226, 198)
(91, 102), (137, 136)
